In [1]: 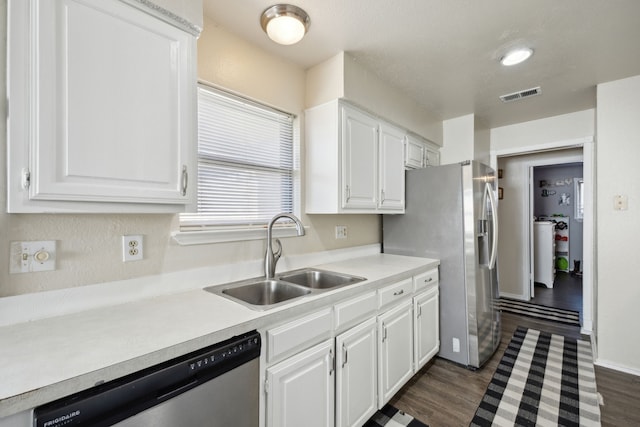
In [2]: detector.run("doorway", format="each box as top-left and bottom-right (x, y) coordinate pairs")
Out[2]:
(491, 137), (594, 334)
(530, 162), (583, 315)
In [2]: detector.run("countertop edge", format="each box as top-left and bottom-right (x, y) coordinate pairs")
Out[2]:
(0, 253), (439, 419)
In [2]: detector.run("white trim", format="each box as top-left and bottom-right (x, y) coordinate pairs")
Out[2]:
(499, 291), (528, 300)
(490, 136), (595, 337)
(581, 321), (594, 336)
(172, 225), (310, 245)
(490, 136), (593, 160)
(595, 359), (640, 377)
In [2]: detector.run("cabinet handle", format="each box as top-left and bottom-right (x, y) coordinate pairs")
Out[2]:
(393, 289), (404, 296)
(418, 305), (422, 317)
(425, 277), (433, 283)
(345, 185), (351, 202)
(382, 324), (387, 342)
(181, 165), (188, 196)
(381, 189), (385, 202)
(329, 349), (334, 376)
(342, 343), (348, 368)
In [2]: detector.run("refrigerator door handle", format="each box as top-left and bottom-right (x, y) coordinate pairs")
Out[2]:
(486, 182), (499, 270)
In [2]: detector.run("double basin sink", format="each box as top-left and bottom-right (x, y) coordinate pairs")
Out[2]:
(205, 268), (366, 310)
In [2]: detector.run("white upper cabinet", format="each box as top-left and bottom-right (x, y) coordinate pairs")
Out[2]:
(305, 100), (405, 214)
(341, 106), (379, 210)
(378, 123), (405, 210)
(7, 0), (198, 212)
(404, 133), (440, 169)
(404, 135), (426, 169)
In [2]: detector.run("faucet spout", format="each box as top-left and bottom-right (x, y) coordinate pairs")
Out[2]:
(265, 213), (305, 279)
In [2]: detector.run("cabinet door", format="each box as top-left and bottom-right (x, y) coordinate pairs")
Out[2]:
(336, 318), (377, 427)
(266, 339), (335, 427)
(414, 287), (440, 371)
(377, 299), (414, 407)
(8, 0), (195, 212)
(341, 106), (378, 209)
(405, 136), (425, 169)
(378, 123), (406, 211)
(425, 146), (440, 166)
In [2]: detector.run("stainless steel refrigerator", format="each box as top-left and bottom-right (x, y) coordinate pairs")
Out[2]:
(383, 160), (501, 369)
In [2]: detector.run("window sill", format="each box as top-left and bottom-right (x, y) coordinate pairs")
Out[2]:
(171, 225), (309, 246)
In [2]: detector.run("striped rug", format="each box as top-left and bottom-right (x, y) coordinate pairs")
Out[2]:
(364, 404), (428, 427)
(499, 298), (581, 326)
(470, 326), (600, 426)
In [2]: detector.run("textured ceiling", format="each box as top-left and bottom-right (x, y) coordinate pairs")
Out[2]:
(202, 0), (640, 128)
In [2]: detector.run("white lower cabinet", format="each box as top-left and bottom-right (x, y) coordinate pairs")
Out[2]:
(377, 299), (414, 407)
(336, 318), (378, 427)
(414, 286), (440, 371)
(262, 269), (440, 427)
(266, 339), (335, 427)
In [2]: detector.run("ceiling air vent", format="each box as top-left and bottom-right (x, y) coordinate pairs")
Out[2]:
(499, 86), (541, 103)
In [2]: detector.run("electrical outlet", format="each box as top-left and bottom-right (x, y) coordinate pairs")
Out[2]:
(335, 225), (348, 239)
(122, 235), (143, 262)
(452, 337), (460, 353)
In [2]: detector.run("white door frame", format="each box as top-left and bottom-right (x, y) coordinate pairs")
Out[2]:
(490, 136), (595, 335)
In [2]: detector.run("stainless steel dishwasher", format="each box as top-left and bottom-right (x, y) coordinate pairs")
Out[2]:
(34, 330), (261, 427)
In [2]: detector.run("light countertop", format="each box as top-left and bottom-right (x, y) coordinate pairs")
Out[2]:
(0, 253), (438, 418)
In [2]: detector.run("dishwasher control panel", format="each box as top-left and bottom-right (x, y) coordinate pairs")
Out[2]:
(188, 333), (260, 374)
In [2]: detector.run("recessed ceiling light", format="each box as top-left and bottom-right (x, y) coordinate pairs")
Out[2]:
(260, 4), (310, 45)
(500, 48), (533, 66)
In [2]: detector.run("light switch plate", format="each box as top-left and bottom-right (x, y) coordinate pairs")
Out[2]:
(10, 240), (57, 274)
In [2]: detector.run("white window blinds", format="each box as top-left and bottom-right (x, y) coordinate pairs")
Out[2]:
(180, 85), (295, 228)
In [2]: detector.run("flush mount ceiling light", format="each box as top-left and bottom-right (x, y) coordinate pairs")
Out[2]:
(261, 4), (310, 45)
(500, 47), (534, 66)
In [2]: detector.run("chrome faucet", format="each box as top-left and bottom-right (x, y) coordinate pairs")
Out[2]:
(265, 213), (305, 279)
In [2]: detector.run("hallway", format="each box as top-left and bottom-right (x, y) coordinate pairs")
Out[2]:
(532, 271), (582, 315)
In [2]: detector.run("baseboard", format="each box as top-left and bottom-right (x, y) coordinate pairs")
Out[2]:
(595, 359), (640, 377)
(499, 292), (528, 300)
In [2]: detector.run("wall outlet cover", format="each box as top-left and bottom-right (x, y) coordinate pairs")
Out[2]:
(122, 235), (144, 262)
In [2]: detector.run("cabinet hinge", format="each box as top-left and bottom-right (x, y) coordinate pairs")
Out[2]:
(21, 168), (31, 190)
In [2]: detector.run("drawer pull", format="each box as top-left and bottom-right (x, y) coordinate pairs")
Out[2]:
(425, 277), (433, 283)
(393, 289), (404, 296)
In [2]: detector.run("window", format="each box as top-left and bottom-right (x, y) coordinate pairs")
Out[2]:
(180, 84), (296, 232)
(574, 177), (584, 220)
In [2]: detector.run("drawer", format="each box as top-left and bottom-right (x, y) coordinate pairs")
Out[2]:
(414, 268), (439, 293)
(378, 278), (413, 309)
(334, 291), (377, 333)
(267, 307), (333, 363)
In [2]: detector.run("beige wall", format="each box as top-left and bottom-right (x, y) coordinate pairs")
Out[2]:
(490, 109), (595, 151)
(306, 52), (443, 145)
(596, 75), (640, 372)
(0, 14), (380, 297)
(440, 114), (475, 164)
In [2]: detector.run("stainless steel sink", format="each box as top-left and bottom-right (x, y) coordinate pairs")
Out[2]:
(205, 279), (311, 310)
(277, 268), (366, 290)
(205, 269), (366, 310)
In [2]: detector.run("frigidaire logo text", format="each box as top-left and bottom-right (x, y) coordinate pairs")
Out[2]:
(43, 410), (80, 427)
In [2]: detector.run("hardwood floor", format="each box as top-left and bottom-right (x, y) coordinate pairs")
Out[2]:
(531, 271), (583, 314)
(390, 312), (640, 427)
